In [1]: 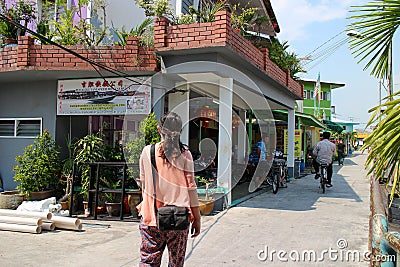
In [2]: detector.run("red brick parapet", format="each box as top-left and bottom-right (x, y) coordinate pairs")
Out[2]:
(0, 36), (158, 72)
(154, 10), (303, 98)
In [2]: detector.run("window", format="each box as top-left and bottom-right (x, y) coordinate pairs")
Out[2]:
(182, 0), (194, 13)
(303, 90), (307, 99)
(0, 118), (42, 138)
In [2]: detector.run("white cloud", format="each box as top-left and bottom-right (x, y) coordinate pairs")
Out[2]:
(272, 0), (364, 41)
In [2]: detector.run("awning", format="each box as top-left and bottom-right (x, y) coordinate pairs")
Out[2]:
(323, 120), (344, 133)
(272, 110), (326, 128)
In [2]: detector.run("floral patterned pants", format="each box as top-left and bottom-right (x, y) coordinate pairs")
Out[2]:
(139, 221), (189, 267)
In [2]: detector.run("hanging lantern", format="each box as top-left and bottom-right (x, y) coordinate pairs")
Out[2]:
(196, 106), (217, 122)
(232, 114), (241, 128)
(201, 121), (209, 128)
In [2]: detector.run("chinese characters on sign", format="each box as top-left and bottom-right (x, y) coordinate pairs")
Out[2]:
(57, 77), (151, 115)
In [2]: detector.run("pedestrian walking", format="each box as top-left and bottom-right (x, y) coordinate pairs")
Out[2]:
(137, 112), (201, 267)
(337, 138), (345, 165)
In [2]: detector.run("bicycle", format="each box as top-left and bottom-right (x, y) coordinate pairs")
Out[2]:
(320, 163), (328, 193)
(265, 158), (287, 194)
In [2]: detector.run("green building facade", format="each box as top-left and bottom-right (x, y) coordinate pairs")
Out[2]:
(299, 79), (345, 120)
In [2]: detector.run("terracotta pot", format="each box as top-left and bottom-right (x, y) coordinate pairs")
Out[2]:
(60, 201), (69, 210)
(28, 190), (54, 201)
(3, 38), (17, 45)
(128, 192), (141, 218)
(199, 199), (214, 216)
(82, 201), (93, 216)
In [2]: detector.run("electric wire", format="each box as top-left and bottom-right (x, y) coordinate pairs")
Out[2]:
(0, 13), (158, 89)
(303, 30), (346, 59)
(301, 30), (351, 71)
(303, 37), (349, 65)
(306, 37), (350, 71)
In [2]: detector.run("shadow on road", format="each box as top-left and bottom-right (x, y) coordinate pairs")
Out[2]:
(236, 158), (362, 211)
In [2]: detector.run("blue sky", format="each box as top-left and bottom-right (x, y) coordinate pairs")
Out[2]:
(272, 0), (395, 131)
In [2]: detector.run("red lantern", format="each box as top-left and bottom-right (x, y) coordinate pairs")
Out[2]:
(196, 106), (217, 122)
(201, 121), (209, 128)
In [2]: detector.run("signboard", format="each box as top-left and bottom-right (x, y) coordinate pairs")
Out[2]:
(57, 77), (151, 115)
(284, 129), (302, 158)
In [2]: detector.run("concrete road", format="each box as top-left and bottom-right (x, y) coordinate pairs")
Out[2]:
(0, 152), (370, 266)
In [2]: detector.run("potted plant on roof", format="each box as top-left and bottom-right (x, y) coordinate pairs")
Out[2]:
(13, 130), (61, 200)
(196, 175), (215, 215)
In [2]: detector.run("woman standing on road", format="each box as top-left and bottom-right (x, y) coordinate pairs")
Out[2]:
(137, 112), (201, 267)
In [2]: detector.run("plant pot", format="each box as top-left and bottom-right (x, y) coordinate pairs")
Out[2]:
(28, 190), (54, 201)
(128, 191), (141, 218)
(105, 202), (121, 217)
(0, 191), (24, 209)
(199, 199), (214, 216)
(3, 38), (17, 46)
(60, 201), (69, 210)
(82, 201), (92, 216)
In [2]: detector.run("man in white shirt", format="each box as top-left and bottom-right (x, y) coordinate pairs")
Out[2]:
(313, 132), (336, 187)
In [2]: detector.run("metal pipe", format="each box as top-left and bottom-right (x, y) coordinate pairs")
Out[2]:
(370, 177), (396, 266)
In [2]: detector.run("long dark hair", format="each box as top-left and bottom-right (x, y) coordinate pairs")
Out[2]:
(158, 112), (186, 163)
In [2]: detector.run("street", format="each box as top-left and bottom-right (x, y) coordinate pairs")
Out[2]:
(0, 152), (370, 267)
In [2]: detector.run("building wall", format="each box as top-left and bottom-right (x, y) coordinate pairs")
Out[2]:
(301, 81), (332, 120)
(0, 80), (57, 190)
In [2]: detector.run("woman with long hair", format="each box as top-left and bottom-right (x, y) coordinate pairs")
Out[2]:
(137, 112), (201, 267)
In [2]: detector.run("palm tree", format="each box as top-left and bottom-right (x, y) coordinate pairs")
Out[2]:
(348, 1), (400, 201)
(348, 1), (400, 80)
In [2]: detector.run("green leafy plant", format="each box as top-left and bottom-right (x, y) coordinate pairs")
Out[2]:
(230, 3), (258, 33)
(14, 130), (61, 197)
(48, 0), (108, 46)
(195, 175), (215, 200)
(100, 177), (121, 203)
(0, 0), (36, 40)
(74, 134), (105, 200)
(188, 0), (225, 23)
(174, 13), (197, 25)
(135, 0), (173, 18)
(124, 112), (160, 184)
(363, 92), (400, 203)
(268, 38), (305, 79)
(112, 18), (153, 46)
(347, 1), (400, 202)
(50, 6), (81, 45)
(348, 1), (399, 80)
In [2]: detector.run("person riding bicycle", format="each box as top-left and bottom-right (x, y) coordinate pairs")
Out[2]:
(313, 132), (336, 188)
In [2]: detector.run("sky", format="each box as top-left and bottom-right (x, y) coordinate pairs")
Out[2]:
(272, 0), (396, 131)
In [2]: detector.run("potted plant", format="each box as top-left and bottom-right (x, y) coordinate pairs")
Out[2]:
(196, 176), (215, 215)
(58, 137), (76, 210)
(0, 0), (36, 45)
(135, 0), (173, 18)
(124, 112), (160, 216)
(101, 177), (121, 217)
(74, 134), (105, 213)
(13, 130), (61, 200)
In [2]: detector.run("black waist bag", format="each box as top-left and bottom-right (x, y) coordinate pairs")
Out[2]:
(151, 144), (190, 231)
(157, 206), (189, 231)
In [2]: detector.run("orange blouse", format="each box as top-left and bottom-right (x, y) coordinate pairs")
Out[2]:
(137, 143), (198, 226)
